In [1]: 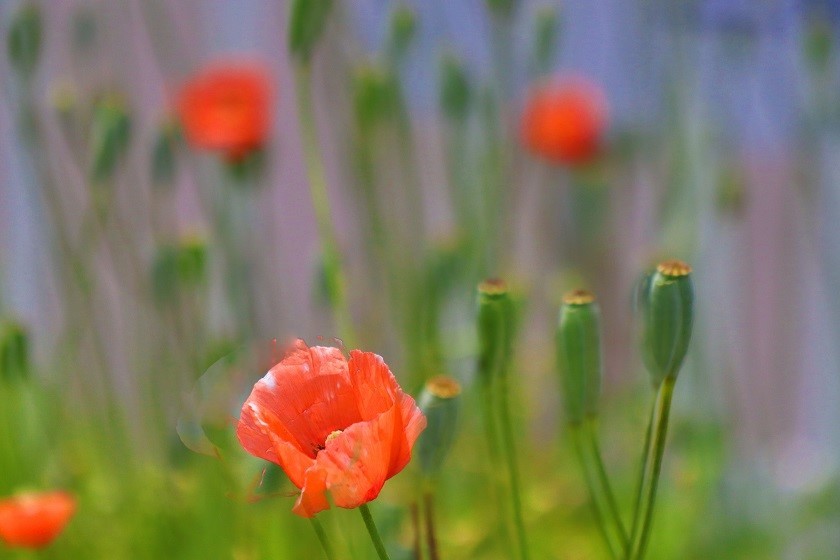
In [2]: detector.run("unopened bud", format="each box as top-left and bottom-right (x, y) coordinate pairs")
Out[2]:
(439, 53), (471, 121)
(387, 4), (417, 63)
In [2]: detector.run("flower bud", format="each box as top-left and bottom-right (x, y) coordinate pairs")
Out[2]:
(89, 95), (132, 183)
(7, 3), (42, 79)
(639, 260), (694, 387)
(0, 320), (30, 383)
(416, 376), (462, 478)
(556, 290), (602, 424)
(288, 0), (335, 63)
(439, 53), (471, 122)
(476, 279), (513, 382)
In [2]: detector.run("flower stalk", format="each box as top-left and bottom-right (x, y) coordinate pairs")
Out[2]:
(359, 504), (391, 560)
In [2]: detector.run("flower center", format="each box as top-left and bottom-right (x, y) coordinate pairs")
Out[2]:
(314, 430), (343, 456)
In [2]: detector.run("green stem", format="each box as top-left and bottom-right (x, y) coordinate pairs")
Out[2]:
(359, 504), (391, 560)
(294, 63), (357, 348)
(570, 424), (618, 560)
(309, 517), (336, 560)
(497, 360), (530, 560)
(585, 418), (629, 554)
(628, 378), (676, 560)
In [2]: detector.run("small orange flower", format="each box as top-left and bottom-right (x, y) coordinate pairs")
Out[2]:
(521, 75), (608, 166)
(0, 492), (76, 549)
(237, 339), (426, 517)
(177, 61), (272, 161)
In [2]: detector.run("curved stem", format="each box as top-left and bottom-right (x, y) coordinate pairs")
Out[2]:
(628, 378), (676, 560)
(359, 504), (391, 560)
(294, 63), (357, 348)
(309, 517), (336, 560)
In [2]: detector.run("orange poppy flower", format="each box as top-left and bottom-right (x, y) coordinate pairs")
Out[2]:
(236, 339), (426, 517)
(521, 75), (608, 166)
(177, 61), (272, 161)
(0, 492), (76, 548)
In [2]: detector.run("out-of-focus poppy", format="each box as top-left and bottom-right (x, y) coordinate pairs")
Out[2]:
(521, 75), (608, 166)
(0, 491), (76, 548)
(177, 62), (272, 161)
(237, 339), (426, 517)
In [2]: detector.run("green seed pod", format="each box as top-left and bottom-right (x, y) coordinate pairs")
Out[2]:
(476, 279), (513, 383)
(556, 290), (602, 424)
(439, 53), (471, 122)
(639, 260), (694, 387)
(288, 0), (335, 63)
(353, 65), (400, 132)
(89, 95), (132, 184)
(387, 4), (417, 63)
(7, 3), (42, 78)
(416, 376), (462, 478)
(0, 320), (30, 384)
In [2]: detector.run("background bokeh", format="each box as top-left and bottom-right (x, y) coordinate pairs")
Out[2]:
(1, 0), (840, 558)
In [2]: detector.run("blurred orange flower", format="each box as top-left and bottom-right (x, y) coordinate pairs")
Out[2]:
(521, 75), (608, 166)
(0, 492), (76, 549)
(237, 339), (426, 517)
(177, 62), (272, 161)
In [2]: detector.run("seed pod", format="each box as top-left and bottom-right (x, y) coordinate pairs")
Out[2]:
(556, 290), (602, 424)
(89, 95), (131, 184)
(476, 279), (513, 383)
(0, 320), (30, 383)
(639, 260), (694, 387)
(416, 376), (462, 478)
(288, 0), (335, 63)
(7, 3), (42, 78)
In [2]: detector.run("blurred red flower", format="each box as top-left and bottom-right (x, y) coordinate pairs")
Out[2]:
(521, 75), (608, 166)
(0, 492), (76, 549)
(237, 339), (426, 517)
(177, 62), (272, 161)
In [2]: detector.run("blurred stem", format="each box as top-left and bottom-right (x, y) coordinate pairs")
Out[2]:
(309, 517), (336, 560)
(628, 378), (675, 560)
(423, 489), (440, 560)
(585, 418), (629, 554)
(295, 63), (357, 348)
(497, 354), (530, 560)
(410, 501), (424, 560)
(569, 420), (628, 559)
(359, 504), (391, 560)
(570, 423), (619, 560)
